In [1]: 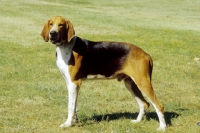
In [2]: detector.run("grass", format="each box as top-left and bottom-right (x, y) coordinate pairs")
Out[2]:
(0, 0), (200, 133)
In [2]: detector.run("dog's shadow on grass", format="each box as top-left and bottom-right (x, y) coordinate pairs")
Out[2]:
(82, 111), (179, 126)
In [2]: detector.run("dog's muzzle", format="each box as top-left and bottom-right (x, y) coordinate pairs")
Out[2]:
(50, 31), (60, 44)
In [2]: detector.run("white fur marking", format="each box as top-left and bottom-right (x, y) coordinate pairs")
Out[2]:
(50, 24), (58, 32)
(131, 97), (145, 123)
(87, 74), (105, 79)
(60, 82), (79, 127)
(150, 103), (166, 131)
(86, 74), (114, 79)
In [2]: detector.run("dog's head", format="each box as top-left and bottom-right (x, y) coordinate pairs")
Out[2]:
(41, 16), (75, 45)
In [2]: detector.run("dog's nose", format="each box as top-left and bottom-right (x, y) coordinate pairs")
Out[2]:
(50, 31), (57, 37)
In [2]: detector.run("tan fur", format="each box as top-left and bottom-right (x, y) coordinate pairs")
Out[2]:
(69, 51), (83, 87)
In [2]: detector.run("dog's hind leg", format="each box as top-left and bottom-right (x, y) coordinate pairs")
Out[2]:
(133, 76), (166, 130)
(128, 60), (166, 131)
(124, 77), (150, 123)
(123, 53), (166, 130)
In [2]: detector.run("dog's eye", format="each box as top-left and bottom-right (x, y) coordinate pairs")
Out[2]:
(59, 24), (64, 27)
(49, 23), (53, 26)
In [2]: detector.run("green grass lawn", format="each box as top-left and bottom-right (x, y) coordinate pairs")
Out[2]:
(0, 0), (200, 133)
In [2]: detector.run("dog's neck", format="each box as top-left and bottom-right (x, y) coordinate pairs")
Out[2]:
(56, 36), (77, 63)
(56, 36), (77, 47)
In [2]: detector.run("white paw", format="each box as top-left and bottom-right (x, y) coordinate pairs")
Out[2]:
(59, 122), (72, 128)
(157, 126), (166, 131)
(131, 119), (140, 123)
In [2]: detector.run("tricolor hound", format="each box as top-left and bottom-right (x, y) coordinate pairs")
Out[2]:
(41, 16), (166, 131)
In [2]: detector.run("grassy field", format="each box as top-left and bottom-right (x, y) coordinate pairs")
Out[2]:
(0, 0), (200, 133)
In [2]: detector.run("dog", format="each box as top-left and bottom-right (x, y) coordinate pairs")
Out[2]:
(41, 16), (166, 131)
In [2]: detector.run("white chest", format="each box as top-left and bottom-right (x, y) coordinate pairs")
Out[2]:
(56, 44), (74, 84)
(56, 45), (72, 64)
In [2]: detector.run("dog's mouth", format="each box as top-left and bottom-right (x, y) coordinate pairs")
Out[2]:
(50, 37), (60, 44)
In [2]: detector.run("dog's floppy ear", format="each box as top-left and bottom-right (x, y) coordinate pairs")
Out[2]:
(41, 20), (50, 42)
(66, 19), (75, 43)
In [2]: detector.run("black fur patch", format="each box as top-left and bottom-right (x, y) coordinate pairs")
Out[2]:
(72, 37), (131, 79)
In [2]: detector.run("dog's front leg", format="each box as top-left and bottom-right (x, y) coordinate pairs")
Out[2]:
(60, 82), (79, 128)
